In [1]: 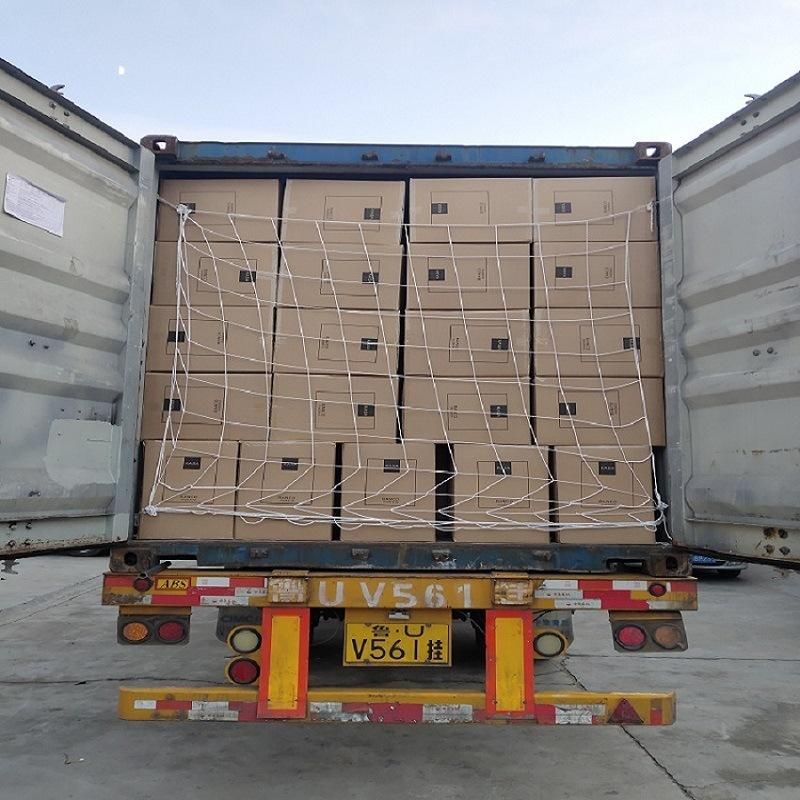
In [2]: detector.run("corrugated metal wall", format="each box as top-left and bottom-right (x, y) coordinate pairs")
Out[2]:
(0, 62), (155, 555)
(660, 73), (800, 564)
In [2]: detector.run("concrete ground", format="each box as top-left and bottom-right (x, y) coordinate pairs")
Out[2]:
(1, 558), (799, 800)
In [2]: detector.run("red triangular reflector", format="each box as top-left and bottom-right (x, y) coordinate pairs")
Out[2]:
(609, 698), (644, 724)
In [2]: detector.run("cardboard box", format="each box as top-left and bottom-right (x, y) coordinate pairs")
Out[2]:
(533, 241), (660, 308)
(157, 179), (279, 242)
(141, 372), (270, 441)
(146, 305), (273, 373)
(532, 177), (656, 242)
(234, 441), (336, 541)
(533, 308), (664, 378)
(338, 443), (437, 542)
(534, 377), (665, 446)
(449, 444), (551, 544)
(404, 311), (530, 378)
(403, 377), (531, 445)
(270, 373), (398, 444)
(282, 180), (405, 244)
(406, 243), (530, 310)
(151, 241), (278, 307)
(138, 440), (237, 539)
(277, 244), (402, 310)
(409, 178), (532, 243)
(273, 308), (399, 376)
(554, 445), (656, 543)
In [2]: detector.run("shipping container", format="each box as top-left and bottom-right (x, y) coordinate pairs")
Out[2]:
(2, 56), (798, 725)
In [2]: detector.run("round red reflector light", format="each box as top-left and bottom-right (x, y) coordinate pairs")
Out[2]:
(228, 658), (260, 685)
(615, 624), (647, 650)
(648, 583), (667, 597)
(133, 576), (152, 592)
(157, 620), (188, 643)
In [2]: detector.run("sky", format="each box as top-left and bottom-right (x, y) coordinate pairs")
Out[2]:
(1, 0), (799, 148)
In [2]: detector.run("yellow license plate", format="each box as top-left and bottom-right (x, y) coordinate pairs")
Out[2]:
(343, 610), (451, 666)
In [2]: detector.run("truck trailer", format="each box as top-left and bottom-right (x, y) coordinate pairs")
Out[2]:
(1, 57), (798, 725)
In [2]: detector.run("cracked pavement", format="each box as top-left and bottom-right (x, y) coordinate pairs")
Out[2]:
(1, 557), (799, 800)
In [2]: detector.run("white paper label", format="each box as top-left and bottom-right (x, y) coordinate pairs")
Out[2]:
(3, 174), (66, 236)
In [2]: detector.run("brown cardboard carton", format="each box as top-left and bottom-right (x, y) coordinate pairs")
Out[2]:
(277, 244), (402, 310)
(157, 179), (279, 242)
(281, 180), (405, 244)
(405, 243), (530, 310)
(141, 372), (270, 441)
(534, 377), (665, 446)
(533, 308), (663, 378)
(533, 241), (660, 308)
(273, 308), (399, 376)
(146, 305), (273, 373)
(409, 178), (532, 243)
(138, 440), (237, 539)
(338, 443), (437, 542)
(403, 377), (531, 445)
(234, 441), (335, 541)
(554, 445), (656, 543)
(270, 373), (398, 444)
(449, 444), (550, 544)
(532, 177), (656, 242)
(404, 311), (530, 378)
(151, 241), (278, 307)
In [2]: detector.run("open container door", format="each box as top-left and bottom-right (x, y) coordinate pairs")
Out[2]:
(660, 71), (800, 566)
(0, 59), (156, 556)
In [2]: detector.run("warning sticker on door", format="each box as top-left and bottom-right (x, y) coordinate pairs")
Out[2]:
(3, 174), (66, 237)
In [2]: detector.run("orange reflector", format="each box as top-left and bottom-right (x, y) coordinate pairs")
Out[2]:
(121, 621), (150, 643)
(653, 624), (684, 650)
(609, 698), (644, 724)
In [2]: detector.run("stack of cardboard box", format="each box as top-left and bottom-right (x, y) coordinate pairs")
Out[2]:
(532, 178), (665, 543)
(405, 179), (549, 543)
(272, 181), (417, 542)
(137, 175), (665, 546)
(139, 179), (279, 539)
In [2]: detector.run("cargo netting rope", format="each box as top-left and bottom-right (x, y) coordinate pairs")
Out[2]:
(143, 198), (667, 537)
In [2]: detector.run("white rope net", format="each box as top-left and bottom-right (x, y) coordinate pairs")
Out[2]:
(142, 195), (666, 542)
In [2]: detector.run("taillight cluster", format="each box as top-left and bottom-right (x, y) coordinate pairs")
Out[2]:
(609, 612), (687, 653)
(225, 626), (262, 685)
(118, 614), (190, 645)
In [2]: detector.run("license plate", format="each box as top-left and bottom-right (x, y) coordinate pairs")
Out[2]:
(343, 610), (451, 666)
(692, 555), (717, 565)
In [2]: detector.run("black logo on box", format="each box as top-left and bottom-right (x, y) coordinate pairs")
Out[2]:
(363, 207), (381, 221)
(357, 404), (375, 417)
(361, 271), (379, 284)
(598, 461), (617, 476)
(281, 457), (300, 471)
(555, 265), (573, 278)
(428, 268), (446, 282)
(623, 337), (641, 350)
(163, 398), (182, 412)
(383, 459), (401, 472)
(182, 456), (201, 470)
(495, 461), (512, 476)
(431, 202), (449, 215)
(489, 404), (508, 418)
(167, 330), (186, 344)
(491, 337), (509, 351)
(360, 337), (378, 351)
(554, 202), (572, 214)
(559, 402), (577, 416)
(238, 270), (257, 283)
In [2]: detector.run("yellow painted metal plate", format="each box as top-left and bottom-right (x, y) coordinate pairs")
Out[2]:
(343, 609), (451, 666)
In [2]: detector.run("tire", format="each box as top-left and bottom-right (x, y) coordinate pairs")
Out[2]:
(718, 570), (742, 578)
